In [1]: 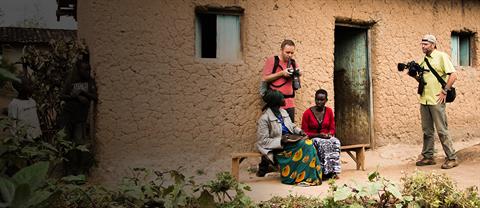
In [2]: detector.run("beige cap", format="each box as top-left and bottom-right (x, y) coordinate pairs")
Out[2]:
(421, 34), (437, 44)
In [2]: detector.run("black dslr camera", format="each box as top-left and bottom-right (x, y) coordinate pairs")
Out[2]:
(397, 61), (426, 77)
(397, 61), (429, 94)
(287, 60), (301, 90)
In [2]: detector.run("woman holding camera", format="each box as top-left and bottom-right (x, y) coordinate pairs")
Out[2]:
(301, 89), (341, 179)
(257, 90), (322, 185)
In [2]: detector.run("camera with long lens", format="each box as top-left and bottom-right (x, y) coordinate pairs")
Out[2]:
(397, 61), (425, 77)
(287, 59), (301, 90)
(397, 61), (429, 94)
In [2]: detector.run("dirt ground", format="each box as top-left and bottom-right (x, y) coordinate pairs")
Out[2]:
(239, 137), (480, 202)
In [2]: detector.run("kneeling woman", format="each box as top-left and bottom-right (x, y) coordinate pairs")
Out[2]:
(301, 89), (341, 179)
(257, 90), (322, 185)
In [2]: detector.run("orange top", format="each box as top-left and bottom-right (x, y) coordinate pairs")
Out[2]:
(262, 56), (297, 108)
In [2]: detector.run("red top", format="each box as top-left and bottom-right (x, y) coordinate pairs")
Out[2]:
(301, 106), (336, 137)
(262, 56), (296, 109)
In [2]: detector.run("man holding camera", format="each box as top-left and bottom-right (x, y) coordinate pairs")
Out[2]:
(413, 34), (458, 169)
(262, 39), (301, 122)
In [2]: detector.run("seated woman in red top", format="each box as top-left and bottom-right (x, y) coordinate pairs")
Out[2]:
(301, 89), (341, 179)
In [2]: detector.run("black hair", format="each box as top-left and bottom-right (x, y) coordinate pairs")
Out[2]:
(12, 76), (33, 98)
(262, 90), (285, 112)
(315, 89), (328, 100)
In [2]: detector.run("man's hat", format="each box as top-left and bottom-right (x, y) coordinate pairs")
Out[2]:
(421, 34), (437, 44)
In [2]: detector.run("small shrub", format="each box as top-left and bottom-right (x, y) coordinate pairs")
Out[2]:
(257, 195), (324, 208)
(401, 171), (480, 208)
(0, 117), (88, 176)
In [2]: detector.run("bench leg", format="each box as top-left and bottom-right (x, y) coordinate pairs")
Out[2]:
(231, 158), (240, 181)
(355, 147), (365, 171)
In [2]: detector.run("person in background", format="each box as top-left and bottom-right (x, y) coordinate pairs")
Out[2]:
(8, 76), (42, 139)
(58, 53), (97, 175)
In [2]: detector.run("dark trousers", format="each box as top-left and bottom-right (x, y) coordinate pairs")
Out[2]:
(258, 150), (280, 174)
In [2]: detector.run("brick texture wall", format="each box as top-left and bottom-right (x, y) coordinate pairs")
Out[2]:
(77, 0), (480, 183)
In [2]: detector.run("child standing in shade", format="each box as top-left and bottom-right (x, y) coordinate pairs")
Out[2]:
(8, 77), (42, 139)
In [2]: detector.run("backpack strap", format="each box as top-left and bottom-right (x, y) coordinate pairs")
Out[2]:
(270, 56), (287, 88)
(270, 56), (296, 89)
(272, 55), (280, 73)
(268, 56), (296, 98)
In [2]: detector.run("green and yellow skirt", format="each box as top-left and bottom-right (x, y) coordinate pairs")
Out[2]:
(275, 138), (322, 186)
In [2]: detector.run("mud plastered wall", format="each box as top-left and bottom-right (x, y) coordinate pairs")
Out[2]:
(77, 0), (480, 183)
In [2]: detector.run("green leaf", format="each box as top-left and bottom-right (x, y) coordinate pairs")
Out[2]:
(368, 171), (379, 182)
(198, 190), (215, 208)
(242, 184), (252, 191)
(386, 183), (403, 199)
(162, 185), (174, 197)
(365, 181), (383, 196)
(11, 183), (31, 208)
(24, 190), (52, 207)
(75, 145), (89, 152)
(403, 195), (413, 202)
(61, 175), (86, 184)
(0, 68), (20, 82)
(348, 204), (364, 208)
(0, 177), (15, 205)
(170, 170), (185, 184)
(12, 161), (49, 190)
(334, 186), (352, 202)
(123, 186), (144, 200)
(40, 142), (57, 152)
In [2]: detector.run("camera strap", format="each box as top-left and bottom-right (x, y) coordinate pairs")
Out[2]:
(424, 57), (447, 87)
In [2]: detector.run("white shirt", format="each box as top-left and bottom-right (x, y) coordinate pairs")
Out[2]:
(8, 98), (42, 139)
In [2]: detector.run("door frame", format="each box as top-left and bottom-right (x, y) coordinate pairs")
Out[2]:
(334, 22), (375, 149)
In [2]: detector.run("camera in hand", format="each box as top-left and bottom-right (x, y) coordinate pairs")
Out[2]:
(398, 61), (429, 95)
(287, 59), (301, 90)
(397, 61), (426, 77)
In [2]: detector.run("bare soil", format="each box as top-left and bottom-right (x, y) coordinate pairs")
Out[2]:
(240, 138), (480, 202)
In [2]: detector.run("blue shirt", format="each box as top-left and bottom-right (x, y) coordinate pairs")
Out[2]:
(277, 114), (292, 135)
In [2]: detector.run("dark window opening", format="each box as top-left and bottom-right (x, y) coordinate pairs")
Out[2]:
(197, 13), (216, 58)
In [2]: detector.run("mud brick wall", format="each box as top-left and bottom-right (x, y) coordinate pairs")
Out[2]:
(77, 0), (480, 183)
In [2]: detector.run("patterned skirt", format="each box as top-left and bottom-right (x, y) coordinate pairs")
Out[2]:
(275, 139), (322, 185)
(312, 137), (341, 175)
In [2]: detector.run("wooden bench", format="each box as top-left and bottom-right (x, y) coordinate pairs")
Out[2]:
(231, 152), (262, 181)
(231, 143), (368, 181)
(340, 144), (369, 171)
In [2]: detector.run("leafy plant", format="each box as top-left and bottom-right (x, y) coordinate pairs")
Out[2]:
(115, 167), (194, 208)
(257, 195), (324, 208)
(401, 171), (480, 208)
(0, 58), (19, 86)
(0, 117), (88, 176)
(197, 171), (254, 208)
(20, 39), (87, 139)
(320, 171), (409, 207)
(0, 161), (54, 208)
(44, 175), (117, 208)
(115, 168), (254, 208)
